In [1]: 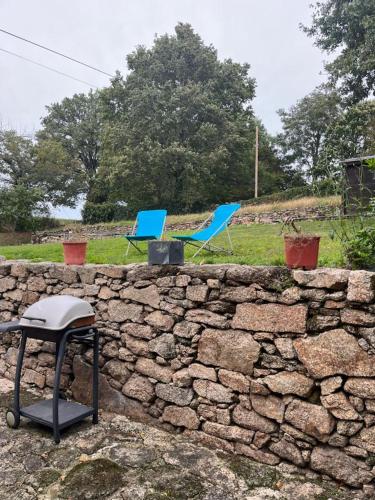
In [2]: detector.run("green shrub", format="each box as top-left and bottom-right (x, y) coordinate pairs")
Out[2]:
(345, 227), (375, 270)
(82, 202), (116, 224)
(32, 217), (62, 231)
(82, 200), (133, 224)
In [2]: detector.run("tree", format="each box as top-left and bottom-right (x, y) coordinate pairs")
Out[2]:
(0, 130), (47, 230)
(100, 24), (283, 214)
(242, 120), (304, 199)
(303, 0), (375, 103)
(0, 185), (47, 232)
(276, 87), (342, 184)
(33, 139), (86, 207)
(38, 90), (102, 201)
(0, 130), (34, 187)
(319, 99), (375, 180)
(0, 130), (85, 229)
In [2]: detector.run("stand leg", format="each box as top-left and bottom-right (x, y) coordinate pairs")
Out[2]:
(14, 331), (27, 414)
(54, 340), (65, 400)
(92, 329), (99, 424)
(55, 341), (60, 368)
(7, 330), (27, 428)
(52, 333), (68, 444)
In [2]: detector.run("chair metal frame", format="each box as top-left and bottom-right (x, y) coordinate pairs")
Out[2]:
(175, 207), (238, 258)
(125, 211), (167, 256)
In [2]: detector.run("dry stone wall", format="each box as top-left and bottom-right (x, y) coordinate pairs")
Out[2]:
(0, 261), (375, 490)
(34, 205), (336, 243)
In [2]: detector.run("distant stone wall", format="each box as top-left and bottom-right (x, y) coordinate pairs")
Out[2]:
(34, 205), (337, 243)
(0, 261), (375, 489)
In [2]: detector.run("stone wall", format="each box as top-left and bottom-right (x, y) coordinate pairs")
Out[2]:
(0, 261), (375, 489)
(33, 205), (336, 243)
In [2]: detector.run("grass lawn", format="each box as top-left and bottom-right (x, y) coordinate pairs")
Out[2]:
(0, 218), (367, 267)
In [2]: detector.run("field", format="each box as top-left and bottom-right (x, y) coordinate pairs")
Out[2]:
(0, 218), (360, 267)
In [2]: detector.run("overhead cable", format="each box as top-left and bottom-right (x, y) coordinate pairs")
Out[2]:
(0, 47), (99, 88)
(0, 27), (113, 77)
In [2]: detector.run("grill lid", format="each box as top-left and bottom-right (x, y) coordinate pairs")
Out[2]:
(19, 295), (95, 331)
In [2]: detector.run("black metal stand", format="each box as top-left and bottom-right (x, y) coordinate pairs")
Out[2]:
(6, 325), (99, 444)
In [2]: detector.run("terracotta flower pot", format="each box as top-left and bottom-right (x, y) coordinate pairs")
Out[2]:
(284, 235), (320, 270)
(62, 241), (87, 265)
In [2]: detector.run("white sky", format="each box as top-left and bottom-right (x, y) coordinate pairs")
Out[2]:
(0, 0), (326, 218)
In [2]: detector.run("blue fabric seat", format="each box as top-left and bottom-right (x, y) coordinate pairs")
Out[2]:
(173, 203), (240, 257)
(125, 209), (167, 255)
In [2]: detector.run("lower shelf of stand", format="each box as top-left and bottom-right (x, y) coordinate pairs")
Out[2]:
(20, 399), (94, 430)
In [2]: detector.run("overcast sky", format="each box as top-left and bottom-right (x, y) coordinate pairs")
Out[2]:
(0, 0), (326, 218)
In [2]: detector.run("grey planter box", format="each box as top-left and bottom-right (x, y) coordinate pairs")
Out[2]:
(148, 240), (184, 265)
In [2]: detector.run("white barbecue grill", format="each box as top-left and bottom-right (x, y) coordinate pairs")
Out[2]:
(0, 295), (99, 443)
(19, 295), (95, 330)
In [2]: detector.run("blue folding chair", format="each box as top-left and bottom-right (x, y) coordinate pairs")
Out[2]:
(125, 209), (167, 256)
(173, 203), (240, 258)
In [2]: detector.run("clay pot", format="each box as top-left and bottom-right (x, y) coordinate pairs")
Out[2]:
(62, 241), (87, 265)
(284, 235), (320, 270)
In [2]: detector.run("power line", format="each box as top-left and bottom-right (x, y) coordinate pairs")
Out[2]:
(0, 47), (99, 88)
(0, 27), (113, 77)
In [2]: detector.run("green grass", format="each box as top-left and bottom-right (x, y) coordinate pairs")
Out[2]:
(0, 218), (360, 267)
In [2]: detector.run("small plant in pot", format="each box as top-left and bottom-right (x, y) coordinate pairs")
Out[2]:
(62, 229), (88, 265)
(281, 217), (321, 270)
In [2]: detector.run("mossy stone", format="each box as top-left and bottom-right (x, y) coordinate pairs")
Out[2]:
(227, 455), (281, 490)
(59, 458), (124, 499)
(34, 468), (61, 489)
(144, 471), (205, 500)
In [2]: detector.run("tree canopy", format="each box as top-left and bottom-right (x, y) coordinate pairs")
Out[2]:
(6, 15), (373, 227)
(277, 88), (375, 193)
(99, 23), (285, 214)
(0, 130), (85, 230)
(319, 99), (375, 176)
(276, 87), (342, 184)
(0, 130), (84, 207)
(38, 90), (102, 201)
(304, 0), (375, 103)
(0, 130), (47, 230)
(0, 130), (34, 187)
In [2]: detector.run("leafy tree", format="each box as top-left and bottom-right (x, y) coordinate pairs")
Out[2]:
(318, 99), (375, 187)
(276, 87), (342, 184)
(0, 130), (86, 229)
(0, 131), (47, 230)
(0, 130), (34, 187)
(100, 24), (283, 214)
(38, 90), (102, 201)
(323, 99), (375, 160)
(303, 0), (375, 103)
(34, 139), (86, 207)
(255, 122), (305, 194)
(0, 185), (46, 232)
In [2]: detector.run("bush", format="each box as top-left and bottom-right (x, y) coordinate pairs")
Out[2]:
(32, 217), (62, 231)
(345, 227), (375, 270)
(82, 202), (116, 224)
(82, 201), (133, 224)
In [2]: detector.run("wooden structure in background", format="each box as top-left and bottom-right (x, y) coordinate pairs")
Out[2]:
(342, 155), (375, 213)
